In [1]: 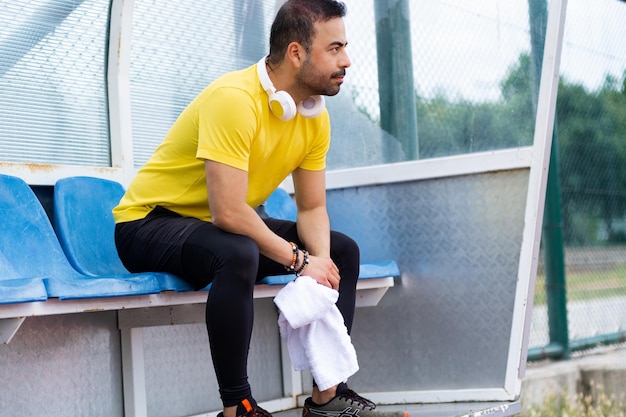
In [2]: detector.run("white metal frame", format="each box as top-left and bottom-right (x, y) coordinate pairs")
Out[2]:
(107, 0), (136, 184)
(0, 0), (135, 188)
(0, 277), (392, 337)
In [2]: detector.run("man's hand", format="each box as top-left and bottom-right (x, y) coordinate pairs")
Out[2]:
(302, 254), (341, 290)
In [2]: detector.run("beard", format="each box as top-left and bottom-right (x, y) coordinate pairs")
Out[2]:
(297, 57), (346, 97)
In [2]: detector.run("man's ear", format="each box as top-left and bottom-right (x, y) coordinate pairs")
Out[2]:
(286, 42), (305, 69)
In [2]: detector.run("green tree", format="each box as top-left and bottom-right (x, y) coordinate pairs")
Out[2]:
(417, 53), (534, 158)
(500, 53), (535, 147)
(354, 53), (625, 247)
(557, 76), (626, 245)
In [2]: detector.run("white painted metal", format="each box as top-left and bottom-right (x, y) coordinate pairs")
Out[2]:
(0, 277), (393, 322)
(280, 336), (303, 398)
(279, 147), (535, 193)
(507, 0), (568, 393)
(107, 0), (136, 187)
(0, 316), (25, 344)
(121, 327), (148, 417)
(0, 162), (122, 186)
(297, 388), (519, 407)
(0, 135), (535, 188)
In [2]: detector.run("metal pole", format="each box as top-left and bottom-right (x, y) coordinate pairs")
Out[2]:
(528, 330), (626, 361)
(234, 0), (266, 62)
(542, 134), (570, 358)
(528, 0), (570, 359)
(374, 0), (419, 161)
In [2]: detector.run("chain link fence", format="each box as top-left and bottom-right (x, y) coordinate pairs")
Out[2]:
(340, 0), (626, 354)
(531, 0), (626, 354)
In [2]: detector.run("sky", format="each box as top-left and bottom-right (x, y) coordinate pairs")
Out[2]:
(558, 0), (626, 88)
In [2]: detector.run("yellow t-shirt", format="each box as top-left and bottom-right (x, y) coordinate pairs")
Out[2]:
(113, 64), (330, 223)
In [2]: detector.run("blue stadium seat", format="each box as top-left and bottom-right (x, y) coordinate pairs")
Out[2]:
(0, 174), (161, 300)
(53, 176), (198, 292)
(0, 176), (48, 304)
(52, 177), (398, 293)
(259, 188), (400, 285)
(263, 187), (297, 221)
(0, 276), (47, 305)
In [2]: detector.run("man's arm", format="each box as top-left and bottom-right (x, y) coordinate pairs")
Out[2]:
(291, 167), (341, 289)
(205, 159), (296, 267)
(206, 160), (340, 289)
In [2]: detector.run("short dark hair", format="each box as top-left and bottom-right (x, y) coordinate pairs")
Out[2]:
(268, 0), (347, 64)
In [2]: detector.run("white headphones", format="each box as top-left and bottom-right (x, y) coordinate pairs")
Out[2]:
(256, 57), (325, 121)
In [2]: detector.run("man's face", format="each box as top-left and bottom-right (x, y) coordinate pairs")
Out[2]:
(296, 17), (351, 97)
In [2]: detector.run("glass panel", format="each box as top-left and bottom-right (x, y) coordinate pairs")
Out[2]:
(128, 0), (624, 178)
(554, 0), (626, 345)
(329, 0), (535, 169)
(129, 0), (277, 168)
(0, 0), (110, 166)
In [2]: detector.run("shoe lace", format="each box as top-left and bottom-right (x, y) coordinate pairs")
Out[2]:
(338, 388), (377, 411)
(244, 405), (273, 417)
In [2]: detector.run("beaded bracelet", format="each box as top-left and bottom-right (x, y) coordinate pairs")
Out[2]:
(284, 241), (299, 272)
(295, 249), (309, 277)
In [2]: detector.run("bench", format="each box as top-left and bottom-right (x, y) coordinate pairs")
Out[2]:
(0, 174), (398, 328)
(0, 173), (399, 415)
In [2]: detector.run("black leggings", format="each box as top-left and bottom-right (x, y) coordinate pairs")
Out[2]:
(115, 207), (360, 407)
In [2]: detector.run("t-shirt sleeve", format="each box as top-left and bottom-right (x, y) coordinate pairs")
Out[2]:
(195, 87), (258, 171)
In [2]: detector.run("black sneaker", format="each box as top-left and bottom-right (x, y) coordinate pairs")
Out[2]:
(217, 398), (273, 417)
(303, 383), (408, 417)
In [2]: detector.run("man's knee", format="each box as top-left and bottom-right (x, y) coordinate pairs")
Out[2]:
(331, 231), (360, 278)
(222, 235), (260, 271)
(182, 227), (260, 285)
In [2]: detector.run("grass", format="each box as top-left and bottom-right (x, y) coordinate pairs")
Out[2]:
(520, 388), (626, 417)
(533, 263), (626, 306)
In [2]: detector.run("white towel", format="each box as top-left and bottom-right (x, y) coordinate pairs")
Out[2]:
(274, 275), (359, 391)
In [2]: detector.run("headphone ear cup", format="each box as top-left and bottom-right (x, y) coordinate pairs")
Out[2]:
(269, 90), (297, 121)
(257, 56), (298, 121)
(297, 95), (326, 118)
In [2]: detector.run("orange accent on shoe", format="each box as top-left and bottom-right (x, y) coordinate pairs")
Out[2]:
(241, 399), (253, 413)
(403, 412), (409, 417)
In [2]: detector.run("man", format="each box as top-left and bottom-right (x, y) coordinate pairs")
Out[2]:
(113, 1), (407, 417)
